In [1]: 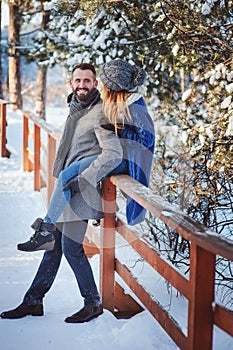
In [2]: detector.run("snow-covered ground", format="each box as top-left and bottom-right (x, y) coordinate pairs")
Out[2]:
(0, 109), (232, 350)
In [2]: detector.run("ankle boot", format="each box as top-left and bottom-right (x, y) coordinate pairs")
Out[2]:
(1, 302), (44, 319)
(17, 218), (56, 252)
(65, 304), (103, 323)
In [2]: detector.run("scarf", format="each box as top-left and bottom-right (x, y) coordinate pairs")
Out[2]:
(52, 89), (101, 178)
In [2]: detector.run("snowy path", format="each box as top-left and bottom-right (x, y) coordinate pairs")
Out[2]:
(0, 110), (232, 350)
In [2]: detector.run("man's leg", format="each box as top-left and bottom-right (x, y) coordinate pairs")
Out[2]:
(62, 221), (103, 323)
(1, 227), (63, 319)
(23, 227), (63, 304)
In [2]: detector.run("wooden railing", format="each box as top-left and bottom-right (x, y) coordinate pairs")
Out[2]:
(0, 100), (11, 158)
(22, 111), (62, 206)
(2, 102), (232, 350)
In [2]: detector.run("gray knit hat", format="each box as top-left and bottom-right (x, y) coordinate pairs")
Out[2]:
(99, 59), (147, 92)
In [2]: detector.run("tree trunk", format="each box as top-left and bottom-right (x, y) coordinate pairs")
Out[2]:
(8, 2), (22, 110)
(35, 66), (47, 119)
(35, 3), (50, 119)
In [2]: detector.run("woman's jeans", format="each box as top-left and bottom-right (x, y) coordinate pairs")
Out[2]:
(24, 221), (101, 307)
(44, 155), (127, 224)
(45, 155), (98, 224)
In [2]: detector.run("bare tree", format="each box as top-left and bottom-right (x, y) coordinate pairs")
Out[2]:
(8, 0), (22, 110)
(35, 1), (50, 119)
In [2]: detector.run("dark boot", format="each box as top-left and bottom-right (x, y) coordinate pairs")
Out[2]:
(65, 304), (103, 323)
(17, 218), (56, 252)
(0, 302), (43, 319)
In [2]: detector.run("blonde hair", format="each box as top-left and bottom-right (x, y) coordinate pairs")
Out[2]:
(102, 85), (131, 133)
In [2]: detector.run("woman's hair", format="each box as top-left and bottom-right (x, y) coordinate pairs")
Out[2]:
(102, 84), (131, 133)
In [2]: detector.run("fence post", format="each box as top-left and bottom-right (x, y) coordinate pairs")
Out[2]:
(34, 124), (41, 191)
(188, 243), (215, 350)
(0, 100), (11, 158)
(100, 178), (116, 312)
(23, 114), (33, 171)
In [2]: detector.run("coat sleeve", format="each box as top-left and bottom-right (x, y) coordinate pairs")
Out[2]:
(79, 115), (123, 187)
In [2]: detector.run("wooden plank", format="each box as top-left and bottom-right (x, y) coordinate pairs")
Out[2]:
(110, 175), (233, 261)
(214, 303), (233, 337)
(116, 219), (190, 299)
(100, 178), (116, 312)
(23, 115), (33, 171)
(188, 244), (215, 350)
(24, 111), (62, 140)
(0, 102), (10, 158)
(115, 259), (188, 349)
(114, 282), (144, 318)
(86, 222), (101, 248)
(83, 236), (99, 258)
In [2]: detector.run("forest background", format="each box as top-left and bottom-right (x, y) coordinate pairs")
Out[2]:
(0, 0), (233, 308)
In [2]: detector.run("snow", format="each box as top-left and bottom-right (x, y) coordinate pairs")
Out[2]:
(1, 108), (233, 350)
(221, 95), (232, 109)
(226, 116), (233, 136)
(182, 88), (192, 102)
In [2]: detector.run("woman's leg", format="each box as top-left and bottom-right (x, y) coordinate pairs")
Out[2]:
(17, 156), (98, 252)
(45, 155), (98, 224)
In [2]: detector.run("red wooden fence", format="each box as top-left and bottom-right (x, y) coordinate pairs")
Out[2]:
(1, 102), (232, 350)
(0, 100), (11, 158)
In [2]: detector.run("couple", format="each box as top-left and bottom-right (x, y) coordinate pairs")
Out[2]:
(1, 59), (155, 323)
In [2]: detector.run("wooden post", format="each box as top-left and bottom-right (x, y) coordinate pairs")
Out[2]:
(100, 178), (116, 312)
(0, 101), (11, 158)
(34, 124), (41, 191)
(23, 114), (33, 171)
(47, 134), (56, 206)
(188, 243), (215, 350)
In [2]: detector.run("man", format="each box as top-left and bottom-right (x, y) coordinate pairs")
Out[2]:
(1, 63), (123, 323)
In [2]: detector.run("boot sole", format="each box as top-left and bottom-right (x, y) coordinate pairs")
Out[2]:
(17, 240), (55, 252)
(1, 312), (44, 319)
(65, 310), (103, 323)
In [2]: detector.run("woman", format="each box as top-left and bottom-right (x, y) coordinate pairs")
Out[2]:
(99, 58), (155, 225)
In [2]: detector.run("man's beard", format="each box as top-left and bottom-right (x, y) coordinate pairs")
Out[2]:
(74, 87), (94, 101)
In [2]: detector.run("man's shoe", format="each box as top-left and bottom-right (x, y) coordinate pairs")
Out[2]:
(17, 218), (55, 252)
(65, 304), (103, 323)
(0, 302), (44, 319)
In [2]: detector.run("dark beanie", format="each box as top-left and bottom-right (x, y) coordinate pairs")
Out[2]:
(99, 59), (146, 92)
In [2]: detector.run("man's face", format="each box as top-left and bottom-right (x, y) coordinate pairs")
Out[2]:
(70, 68), (98, 101)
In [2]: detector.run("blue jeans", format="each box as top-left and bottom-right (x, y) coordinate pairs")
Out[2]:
(24, 221), (101, 307)
(24, 157), (128, 307)
(45, 155), (98, 224)
(45, 156), (127, 224)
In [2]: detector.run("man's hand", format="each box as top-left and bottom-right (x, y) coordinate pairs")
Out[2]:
(62, 175), (91, 196)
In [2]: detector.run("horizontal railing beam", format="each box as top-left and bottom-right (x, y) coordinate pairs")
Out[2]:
(116, 218), (191, 299)
(110, 175), (233, 261)
(115, 259), (188, 350)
